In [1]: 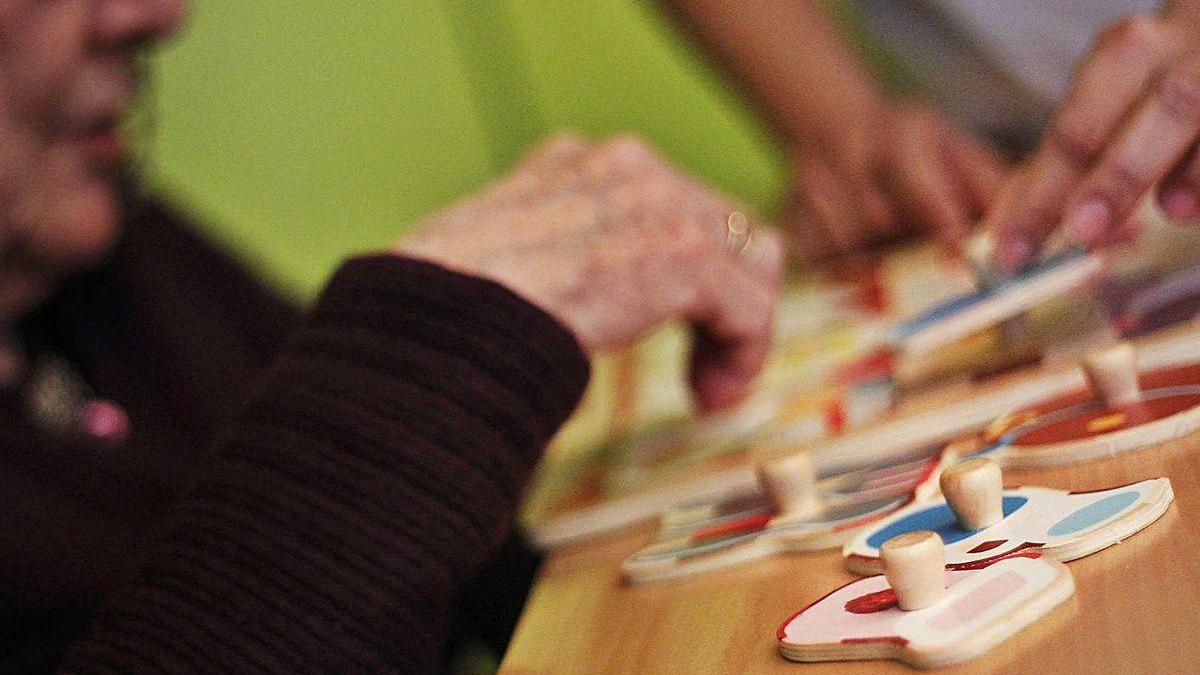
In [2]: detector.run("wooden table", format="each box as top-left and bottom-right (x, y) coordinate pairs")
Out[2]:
(501, 426), (1200, 673)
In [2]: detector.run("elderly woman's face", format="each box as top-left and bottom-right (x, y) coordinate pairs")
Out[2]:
(0, 0), (186, 321)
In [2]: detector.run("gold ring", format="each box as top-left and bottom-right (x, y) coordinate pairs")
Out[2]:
(726, 211), (752, 254)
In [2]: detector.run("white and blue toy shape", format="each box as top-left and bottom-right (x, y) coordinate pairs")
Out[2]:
(843, 478), (1173, 575)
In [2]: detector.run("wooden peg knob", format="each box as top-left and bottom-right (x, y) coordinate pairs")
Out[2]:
(881, 530), (946, 610)
(964, 230), (1004, 289)
(757, 453), (817, 516)
(940, 457), (1004, 530)
(1083, 343), (1141, 407)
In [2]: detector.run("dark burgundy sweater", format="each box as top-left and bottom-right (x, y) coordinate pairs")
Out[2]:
(0, 197), (589, 673)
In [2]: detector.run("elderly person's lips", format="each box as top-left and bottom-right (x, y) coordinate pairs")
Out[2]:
(80, 124), (126, 166)
(67, 68), (140, 166)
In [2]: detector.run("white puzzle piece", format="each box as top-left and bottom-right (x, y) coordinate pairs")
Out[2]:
(778, 553), (1075, 668)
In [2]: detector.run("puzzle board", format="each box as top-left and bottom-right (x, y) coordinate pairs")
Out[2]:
(621, 447), (946, 583)
(844, 478), (1174, 574)
(522, 215), (1200, 550)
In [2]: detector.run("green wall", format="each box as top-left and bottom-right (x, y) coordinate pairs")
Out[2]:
(150, 0), (789, 298)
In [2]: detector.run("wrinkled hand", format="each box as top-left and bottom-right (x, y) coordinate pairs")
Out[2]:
(783, 102), (1008, 261)
(395, 134), (785, 412)
(986, 13), (1200, 270)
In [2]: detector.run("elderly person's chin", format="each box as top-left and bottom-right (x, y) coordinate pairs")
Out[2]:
(1, 173), (121, 324)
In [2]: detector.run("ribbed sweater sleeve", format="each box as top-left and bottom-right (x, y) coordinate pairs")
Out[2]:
(58, 255), (591, 674)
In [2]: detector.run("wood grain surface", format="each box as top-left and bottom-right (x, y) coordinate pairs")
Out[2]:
(501, 413), (1200, 673)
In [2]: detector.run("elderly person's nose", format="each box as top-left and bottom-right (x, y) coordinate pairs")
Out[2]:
(95, 0), (189, 48)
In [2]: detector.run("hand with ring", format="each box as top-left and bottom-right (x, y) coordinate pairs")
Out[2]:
(395, 134), (785, 412)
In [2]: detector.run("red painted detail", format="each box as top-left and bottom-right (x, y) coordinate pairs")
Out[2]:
(825, 255), (889, 315)
(845, 588), (899, 614)
(825, 399), (848, 436)
(692, 513), (773, 542)
(949, 544), (1044, 570)
(831, 347), (896, 386)
(1012, 393), (1200, 446)
(779, 575), (869, 640)
(842, 636), (908, 647)
(1013, 363), (1200, 430)
(967, 539), (1008, 554)
(1069, 479), (1142, 495)
(860, 270), (889, 315)
(1138, 364), (1200, 389)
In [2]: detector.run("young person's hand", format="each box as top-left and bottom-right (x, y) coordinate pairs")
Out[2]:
(783, 101), (1009, 261)
(984, 12), (1200, 270)
(395, 134), (785, 412)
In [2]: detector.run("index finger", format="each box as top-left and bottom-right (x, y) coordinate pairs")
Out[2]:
(985, 16), (1182, 269)
(1060, 53), (1200, 241)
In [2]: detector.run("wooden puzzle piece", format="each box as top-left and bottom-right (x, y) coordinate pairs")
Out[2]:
(759, 453), (820, 515)
(620, 449), (947, 583)
(526, 375), (896, 550)
(978, 345), (1200, 469)
(889, 250), (1103, 355)
(656, 450), (943, 541)
(778, 552), (1074, 668)
(625, 494), (910, 583)
(843, 477), (1173, 575)
(802, 331), (1200, 476)
(624, 341), (1185, 571)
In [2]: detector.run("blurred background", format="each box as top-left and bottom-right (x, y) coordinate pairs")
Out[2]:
(150, 0), (778, 296)
(146, 0), (904, 298)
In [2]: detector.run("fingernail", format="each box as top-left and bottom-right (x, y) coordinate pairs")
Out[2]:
(1160, 187), (1200, 220)
(996, 238), (1031, 272)
(1062, 199), (1110, 242)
